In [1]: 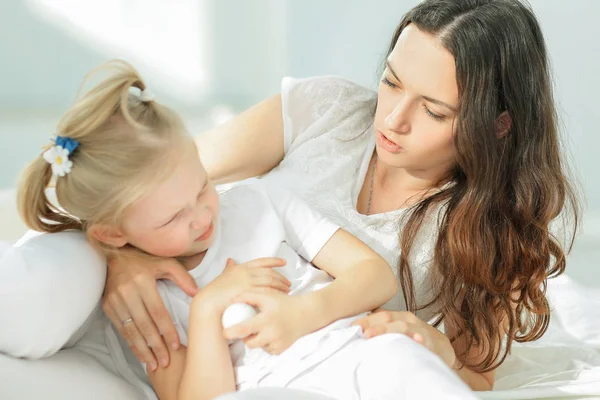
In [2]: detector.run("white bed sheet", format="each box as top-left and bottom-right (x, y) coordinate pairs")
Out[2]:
(480, 272), (600, 399)
(1, 181), (599, 399)
(215, 273), (600, 400)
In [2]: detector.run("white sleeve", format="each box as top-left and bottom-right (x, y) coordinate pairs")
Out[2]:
(281, 76), (376, 154)
(263, 183), (339, 262)
(0, 231), (106, 359)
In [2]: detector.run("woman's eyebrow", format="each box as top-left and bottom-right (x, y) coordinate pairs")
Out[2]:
(385, 60), (457, 112)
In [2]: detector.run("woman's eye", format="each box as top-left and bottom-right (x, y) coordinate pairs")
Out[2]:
(424, 106), (446, 122)
(381, 76), (397, 88)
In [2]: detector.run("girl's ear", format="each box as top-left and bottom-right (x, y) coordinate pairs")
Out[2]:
(88, 224), (128, 247)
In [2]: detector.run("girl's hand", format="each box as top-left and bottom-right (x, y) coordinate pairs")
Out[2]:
(353, 309), (457, 369)
(198, 258), (290, 315)
(102, 254), (199, 371)
(223, 289), (310, 355)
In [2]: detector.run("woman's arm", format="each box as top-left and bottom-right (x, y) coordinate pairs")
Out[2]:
(224, 229), (397, 352)
(303, 229), (398, 330)
(353, 310), (498, 391)
(196, 94), (285, 185)
(445, 319), (496, 391)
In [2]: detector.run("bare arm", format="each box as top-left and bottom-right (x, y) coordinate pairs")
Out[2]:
(196, 94), (285, 185)
(147, 297), (235, 400)
(304, 229), (398, 330)
(177, 297), (236, 400)
(147, 345), (187, 400)
(445, 319), (496, 391)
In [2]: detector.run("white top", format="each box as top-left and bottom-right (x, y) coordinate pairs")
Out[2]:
(155, 180), (366, 387)
(262, 76), (441, 321)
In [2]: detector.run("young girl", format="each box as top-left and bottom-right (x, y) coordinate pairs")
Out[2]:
(17, 61), (475, 399)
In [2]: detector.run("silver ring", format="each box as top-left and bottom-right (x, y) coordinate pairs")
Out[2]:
(121, 318), (134, 325)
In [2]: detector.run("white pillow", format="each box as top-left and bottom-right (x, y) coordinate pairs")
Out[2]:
(0, 230), (106, 358)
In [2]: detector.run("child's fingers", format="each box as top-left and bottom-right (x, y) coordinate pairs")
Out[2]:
(243, 331), (270, 349)
(224, 313), (264, 340)
(251, 273), (291, 292)
(244, 257), (287, 269)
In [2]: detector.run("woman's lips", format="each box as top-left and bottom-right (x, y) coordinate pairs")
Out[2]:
(377, 130), (404, 153)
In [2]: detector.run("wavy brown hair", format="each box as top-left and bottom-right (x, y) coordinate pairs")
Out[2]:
(387, 0), (580, 372)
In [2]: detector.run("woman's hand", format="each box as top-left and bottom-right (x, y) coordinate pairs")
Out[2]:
(353, 309), (457, 369)
(102, 253), (199, 371)
(223, 289), (311, 355)
(197, 258), (290, 315)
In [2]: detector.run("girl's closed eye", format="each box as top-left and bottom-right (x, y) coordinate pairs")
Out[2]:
(162, 211), (182, 227)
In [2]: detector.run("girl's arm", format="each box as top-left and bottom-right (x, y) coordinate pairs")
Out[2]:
(177, 296), (236, 400)
(302, 229), (397, 331)
(147, 345), (187, 400)
(147, 297), (235, 400)
(196, 95), (285, 185)
(149, 258), (290, 399)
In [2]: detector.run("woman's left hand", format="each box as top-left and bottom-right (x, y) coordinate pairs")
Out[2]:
(353, 309), (457, 369)
(222, 289), (310, 355)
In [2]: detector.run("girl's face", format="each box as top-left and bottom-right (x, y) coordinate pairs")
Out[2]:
(374, 24), (459, 178)
(120, 148), (220, 258)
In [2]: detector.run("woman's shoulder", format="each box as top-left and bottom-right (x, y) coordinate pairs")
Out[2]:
(281, 76), (377, 150)
(283, 75), (376, 109)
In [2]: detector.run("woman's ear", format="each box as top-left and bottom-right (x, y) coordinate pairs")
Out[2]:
(88, 224), (128, 248)
(496, 111), (512, 139)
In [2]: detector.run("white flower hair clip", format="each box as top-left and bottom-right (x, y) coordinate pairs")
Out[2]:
(43, 136), (79, 177)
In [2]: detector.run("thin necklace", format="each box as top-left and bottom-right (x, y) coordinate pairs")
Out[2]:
(366, 151), (377, 215)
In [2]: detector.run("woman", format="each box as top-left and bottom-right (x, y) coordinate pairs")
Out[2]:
(102, 0), (579, 392)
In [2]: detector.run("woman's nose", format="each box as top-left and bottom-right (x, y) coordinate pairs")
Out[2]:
(384, 101), (411, 134)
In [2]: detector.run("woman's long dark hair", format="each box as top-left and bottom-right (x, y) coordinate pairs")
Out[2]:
(387, 0), (580, 372)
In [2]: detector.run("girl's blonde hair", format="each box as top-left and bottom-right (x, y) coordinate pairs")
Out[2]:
(17, 60), (192, 250)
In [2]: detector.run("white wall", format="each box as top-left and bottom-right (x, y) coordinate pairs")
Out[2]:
(1, 0), (598, 215)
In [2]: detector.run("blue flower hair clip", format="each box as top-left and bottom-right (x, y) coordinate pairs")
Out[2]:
(43, 135), (80, 177)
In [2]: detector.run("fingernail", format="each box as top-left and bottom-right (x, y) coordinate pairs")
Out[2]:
(160, 357), (168, 367)
(171, 342), (179, 350)
(150, 361), (158, 371)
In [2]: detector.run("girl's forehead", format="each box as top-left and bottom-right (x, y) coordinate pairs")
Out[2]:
(126, 151), (205, 224)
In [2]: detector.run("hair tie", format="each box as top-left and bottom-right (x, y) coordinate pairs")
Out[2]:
(139, 87), (155, 102)
(43, 135), (79, 177)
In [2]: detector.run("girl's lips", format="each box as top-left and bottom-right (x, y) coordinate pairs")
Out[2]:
(195, 222), (214, 242)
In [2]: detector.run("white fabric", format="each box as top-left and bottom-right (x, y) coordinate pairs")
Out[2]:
(143, 180), (349, 389)
(266, 76), (439, 320)
(0, 230), (106, 358)
(229, 333), (475, 400)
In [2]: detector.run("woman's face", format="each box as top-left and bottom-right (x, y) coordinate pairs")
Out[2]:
(374, 24), (459, 178)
